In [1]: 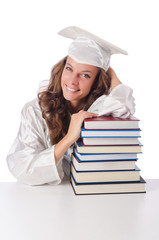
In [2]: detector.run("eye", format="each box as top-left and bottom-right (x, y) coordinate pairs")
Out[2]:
(82, 73), (91, 79)
(66, 66), (72, 71)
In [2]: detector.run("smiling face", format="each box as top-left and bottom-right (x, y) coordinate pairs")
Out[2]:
(61, 57), (98, 107)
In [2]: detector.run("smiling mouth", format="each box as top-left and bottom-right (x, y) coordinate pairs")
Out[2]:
(66, 85), (80, 92)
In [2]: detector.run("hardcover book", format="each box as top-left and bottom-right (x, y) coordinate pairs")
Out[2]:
(71, 162), (141, 183)
(71, 175), (146, 195)
(81, 127), (141, 137)
(84, 116), (140, 130)
(74, 148), (138, 161)
(72, 154), (137, 171)
(82, 137), (140, 146)
(75, 141), (142, 154)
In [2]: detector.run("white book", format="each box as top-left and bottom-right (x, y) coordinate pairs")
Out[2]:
(71, 163), (141, 183)
(75, 141), (142, 154)
(71, 176), (146, 195)
(83, 137), (140, 146)
(84, 116), (140, 130)
(72, 154), (136, 171)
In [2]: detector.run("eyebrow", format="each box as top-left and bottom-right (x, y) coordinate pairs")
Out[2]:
(66, 63), (93, 73)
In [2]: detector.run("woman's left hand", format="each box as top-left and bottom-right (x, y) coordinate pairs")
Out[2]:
(66, 110), (98, 144)
(107, 67), (122, 90)
(54, 110), (97, 163)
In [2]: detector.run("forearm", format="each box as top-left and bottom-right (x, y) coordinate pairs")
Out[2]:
(54, 134), (73, 163)
(54, 110), (97, 163)
(7, 145), (62, 186)
(111, 78), (122, 90)
(107, 66), (122, 90)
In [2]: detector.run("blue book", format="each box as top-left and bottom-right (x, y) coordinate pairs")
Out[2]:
(81, 127), (141, 137)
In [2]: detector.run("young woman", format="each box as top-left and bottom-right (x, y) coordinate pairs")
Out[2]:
(7, 26), (135, 185)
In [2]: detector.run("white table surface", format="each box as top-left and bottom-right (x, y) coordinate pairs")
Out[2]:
(0, 179), (159, 240)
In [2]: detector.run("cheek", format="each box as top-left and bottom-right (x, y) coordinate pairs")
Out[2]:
(61, 71), (67, 87)
(81, 80), (95, 95)
(87, 79), (95, 90)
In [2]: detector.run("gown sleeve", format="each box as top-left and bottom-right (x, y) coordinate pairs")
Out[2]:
(6, 99), (64, 186)
(88, 84), (135, 118)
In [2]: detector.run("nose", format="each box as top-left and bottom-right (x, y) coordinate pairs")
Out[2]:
(70, 73), (79, 85)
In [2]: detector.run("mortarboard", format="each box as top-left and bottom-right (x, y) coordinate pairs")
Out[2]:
(58, 26), (128, 71)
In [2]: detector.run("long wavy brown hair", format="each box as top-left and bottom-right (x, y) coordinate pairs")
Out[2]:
(38, 56), (111, 145)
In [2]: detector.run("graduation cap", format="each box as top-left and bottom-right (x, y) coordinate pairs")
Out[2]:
(58, 26), (128, 71)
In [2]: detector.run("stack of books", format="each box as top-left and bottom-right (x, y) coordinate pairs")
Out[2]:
(70, 116), (146, 195)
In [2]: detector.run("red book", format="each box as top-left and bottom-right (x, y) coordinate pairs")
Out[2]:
(84, 116), (140, 130)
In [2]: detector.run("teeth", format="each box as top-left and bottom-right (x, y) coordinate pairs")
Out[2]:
(66, 86), (79, 92)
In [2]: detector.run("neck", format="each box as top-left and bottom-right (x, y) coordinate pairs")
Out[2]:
(67, 100), (86, 114)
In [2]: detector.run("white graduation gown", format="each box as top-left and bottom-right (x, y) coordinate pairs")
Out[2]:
(7, 84), (135, 185)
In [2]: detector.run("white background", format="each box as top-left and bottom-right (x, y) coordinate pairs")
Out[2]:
(0, 0), (159, 182)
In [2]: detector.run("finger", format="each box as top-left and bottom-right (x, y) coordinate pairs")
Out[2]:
(82, 112), (98, 119)
(87, 111), (98, 115)
(77, 110), (98, 120)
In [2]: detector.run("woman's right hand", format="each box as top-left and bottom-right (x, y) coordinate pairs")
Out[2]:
(66, 110), (97, 144)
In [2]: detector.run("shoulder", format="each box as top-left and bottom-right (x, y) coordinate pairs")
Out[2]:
(20, 98), (48, 134)
(23, 98), (40, 109)
(21, 98), (42, 120)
